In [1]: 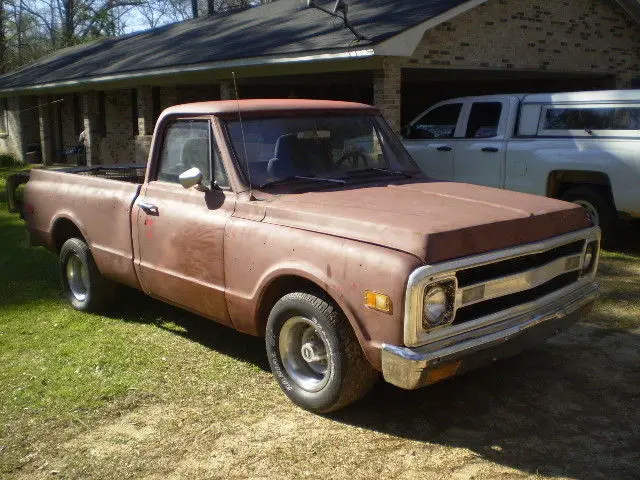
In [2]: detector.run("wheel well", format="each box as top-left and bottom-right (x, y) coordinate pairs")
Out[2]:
(547, 170), (614, 203)
(52, 219), (84, 252)
(256, 275), (329, 335)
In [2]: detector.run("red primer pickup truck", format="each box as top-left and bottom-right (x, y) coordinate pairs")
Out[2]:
(7, 100), (600, 413)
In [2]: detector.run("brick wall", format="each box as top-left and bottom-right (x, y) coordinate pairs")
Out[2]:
(403, 0), (640, 84)
(373, 60), (402, 132)
(98, 90), (136, 164)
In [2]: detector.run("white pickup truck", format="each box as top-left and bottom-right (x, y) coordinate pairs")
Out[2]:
(401, 90), (640, 240)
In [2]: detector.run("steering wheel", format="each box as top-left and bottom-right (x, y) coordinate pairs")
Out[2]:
(336, 150), (369, 170)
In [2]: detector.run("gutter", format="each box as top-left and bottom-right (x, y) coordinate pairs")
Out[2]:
(0, 47), (376, 95)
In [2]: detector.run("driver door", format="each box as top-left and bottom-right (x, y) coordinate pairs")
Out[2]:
(135, 118), (235, 325)
(402, 103), (464, 181)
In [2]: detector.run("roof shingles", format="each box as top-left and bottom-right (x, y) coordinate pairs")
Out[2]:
(0, 0), (471, 91)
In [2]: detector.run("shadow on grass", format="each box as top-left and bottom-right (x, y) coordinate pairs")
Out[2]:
(107, 287), (270, 372)
(331, 322), (639, 479)
(612, 221), (640, 256)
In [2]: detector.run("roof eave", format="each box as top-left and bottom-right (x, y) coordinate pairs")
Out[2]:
(0, 46), (376, 96)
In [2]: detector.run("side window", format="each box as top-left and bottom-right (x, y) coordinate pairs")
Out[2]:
(407, 103), (462, 139)
(212, 144), (229, 188)
(466, 102), (502, 138)
(157, 120), (212, 185)
(543, 106), (640, 131)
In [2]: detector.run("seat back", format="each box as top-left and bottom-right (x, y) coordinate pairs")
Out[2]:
(181, 137), (210, 183)
(268, 134), (332, 178)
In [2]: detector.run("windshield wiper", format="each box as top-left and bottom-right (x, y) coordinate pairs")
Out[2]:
(344, 167), (414, 178)
(259, 175), (346, 189)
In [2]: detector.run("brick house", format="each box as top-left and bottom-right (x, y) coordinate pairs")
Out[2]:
(0, 0), (638, 166)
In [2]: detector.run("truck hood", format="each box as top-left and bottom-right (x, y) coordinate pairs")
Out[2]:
(261, 181), (589, 263)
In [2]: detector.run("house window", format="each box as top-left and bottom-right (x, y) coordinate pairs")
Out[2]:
(0, 98), (8, 135)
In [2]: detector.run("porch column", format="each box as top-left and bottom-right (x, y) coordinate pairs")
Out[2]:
(38, 96), (53, 165)
(135, 86), (154, 164)
(6, 97), (26, 163)
(373, 60), (402, 133)
(82, 92), (101, 165)
(220, 80), (234, 100)
(137, 86), (154, 136)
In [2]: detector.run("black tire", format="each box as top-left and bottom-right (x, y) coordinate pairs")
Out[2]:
(561, 186), (618, 246)
(266, 292), (378, 413)
(59, 237), (116, 312)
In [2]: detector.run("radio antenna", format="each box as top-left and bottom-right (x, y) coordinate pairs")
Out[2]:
(232, 71), (253, 200)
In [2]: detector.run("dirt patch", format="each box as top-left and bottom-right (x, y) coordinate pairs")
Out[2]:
(14, 321), (639, 480)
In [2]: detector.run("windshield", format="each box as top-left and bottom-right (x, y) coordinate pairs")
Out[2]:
(224, 114), (418, 188)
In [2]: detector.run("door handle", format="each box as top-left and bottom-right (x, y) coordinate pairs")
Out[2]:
(138, 202), (159, 216)
(482, 147), (499, 153)
(436, 145), (453, 152)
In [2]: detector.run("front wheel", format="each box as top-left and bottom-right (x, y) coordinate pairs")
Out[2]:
(59, 238), (116, 312)
(266, 292), (378, 413)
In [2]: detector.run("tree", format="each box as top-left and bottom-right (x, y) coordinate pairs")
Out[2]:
(0, 0), (281, 74)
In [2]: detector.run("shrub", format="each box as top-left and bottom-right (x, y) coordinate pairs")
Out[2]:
(0, 154), (19, 167)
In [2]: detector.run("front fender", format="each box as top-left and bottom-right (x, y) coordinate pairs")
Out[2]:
(224, 217), (423, 371)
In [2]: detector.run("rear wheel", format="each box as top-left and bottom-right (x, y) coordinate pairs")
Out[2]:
(59, 238), (116, 312)
(561, 186), (618, 245)
(266, 292), (378, 413)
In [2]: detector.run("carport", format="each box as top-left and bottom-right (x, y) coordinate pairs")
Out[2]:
(401, 68), (617, 127)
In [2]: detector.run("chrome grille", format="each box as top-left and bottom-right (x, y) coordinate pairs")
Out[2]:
(403, 227), (601, 348)
(454, 271), (580, 325)
(455, 240), (585, 288)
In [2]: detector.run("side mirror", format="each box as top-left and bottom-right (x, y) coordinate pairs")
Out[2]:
(178, 167), (207, 191)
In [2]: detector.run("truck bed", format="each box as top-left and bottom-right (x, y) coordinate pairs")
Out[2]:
(57, 164), (146, 184)
(16, 165), (146, 290)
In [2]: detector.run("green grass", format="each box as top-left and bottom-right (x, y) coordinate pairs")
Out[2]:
(0, 165), (638, 479)
(0, 166), (271, 476)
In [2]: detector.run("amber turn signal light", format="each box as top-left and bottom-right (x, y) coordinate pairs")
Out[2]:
(364, 291), (392, 314)
(425, 360), (462, 385)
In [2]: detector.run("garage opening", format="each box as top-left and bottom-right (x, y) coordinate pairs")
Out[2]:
(402, 68), (616, 127)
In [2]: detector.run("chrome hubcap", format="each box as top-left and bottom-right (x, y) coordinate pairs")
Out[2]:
(66, 254), (89, 302)
(573, 199), (600, 226)
(279, 316), (331, 392)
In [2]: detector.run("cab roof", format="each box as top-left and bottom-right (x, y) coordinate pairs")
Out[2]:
(162, 99), (379, 116)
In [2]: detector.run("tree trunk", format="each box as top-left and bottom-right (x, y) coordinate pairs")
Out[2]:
(64, 0), (74, 46)
(207, 0), (215, 16)
(191, 0), (199, 18)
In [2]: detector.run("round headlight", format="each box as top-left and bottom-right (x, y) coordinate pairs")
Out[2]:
(423, 286), (449, 328)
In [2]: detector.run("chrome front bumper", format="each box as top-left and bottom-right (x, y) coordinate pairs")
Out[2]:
(381, 282), (599, 390)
